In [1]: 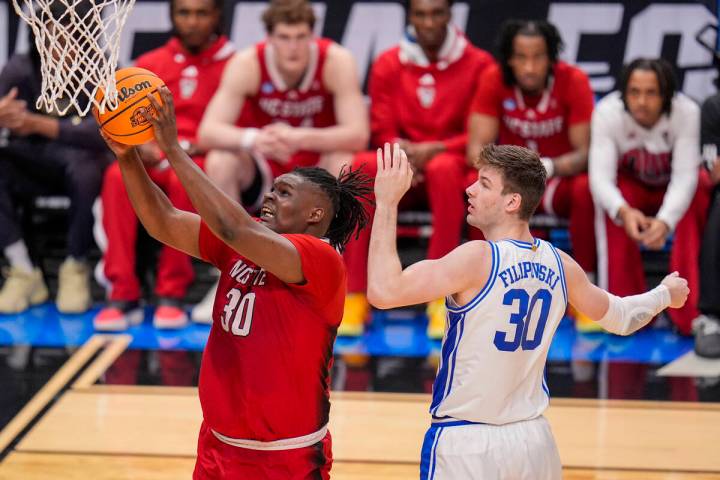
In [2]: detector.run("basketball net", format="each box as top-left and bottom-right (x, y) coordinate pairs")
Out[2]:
(11, 0), (135, 116)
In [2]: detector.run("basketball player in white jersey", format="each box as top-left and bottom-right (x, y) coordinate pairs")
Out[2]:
(368, 143), (689, 479)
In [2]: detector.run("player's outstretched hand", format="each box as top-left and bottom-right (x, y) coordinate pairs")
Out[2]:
(144, 86), (180, 155)
(661, 271), (689, 308)
(375, 142), (413, 207)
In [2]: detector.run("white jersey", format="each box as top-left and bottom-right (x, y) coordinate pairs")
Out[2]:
(430, 238), (567, 426)
(589, 91), (700, 230)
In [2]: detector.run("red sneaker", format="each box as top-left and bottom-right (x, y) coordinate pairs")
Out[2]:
(93, 301), (143, 331)
(153, 298), (188, 330)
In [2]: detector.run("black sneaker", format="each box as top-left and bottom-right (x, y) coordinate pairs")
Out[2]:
(693, 315), (720, 359)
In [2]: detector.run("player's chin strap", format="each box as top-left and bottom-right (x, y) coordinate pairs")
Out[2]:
(597, 285), (671, 336)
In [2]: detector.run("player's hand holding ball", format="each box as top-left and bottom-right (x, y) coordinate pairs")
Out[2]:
(143, 86), (181, 155)
(661, 271), (690, 308)
(375, 142), (413, 206)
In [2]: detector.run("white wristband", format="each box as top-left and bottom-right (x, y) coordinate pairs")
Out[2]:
(541, 157), (555, 178)
(240, 128), (259, 151)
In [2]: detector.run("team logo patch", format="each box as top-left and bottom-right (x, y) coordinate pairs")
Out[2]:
(130, 104), (156, 128)
(261, 81), (274, 94)
(179, 77), (197, 99)
(417, 86), (435, 108)
(503, 98), (516, 111)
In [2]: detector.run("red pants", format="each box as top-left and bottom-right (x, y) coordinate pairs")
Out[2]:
(193, 422), (332, 479)
(596, 173), (711, 334)
(536, 174), (596, 273)
(344, 151), (473, 293)
(100, 158), (204, 301)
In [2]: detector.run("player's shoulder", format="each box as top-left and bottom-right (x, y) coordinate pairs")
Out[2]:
(554, 61), (587, 79)
(671, 92), (700, 117)
(481, 62), (503, 80)
(373, 45), (402, 68)
(464, 44), (494, 65)
(594, 91), (624, 117)
(134, 43), (173, 68)
(325, 40), (356, 67)
(225, 46), (261, 77)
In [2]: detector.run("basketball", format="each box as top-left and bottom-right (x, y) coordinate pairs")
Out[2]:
(93, 67), (165, 145)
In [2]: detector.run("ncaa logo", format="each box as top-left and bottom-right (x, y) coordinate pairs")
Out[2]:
(503, 99), (516, 111)
(261, 82), (274, 94)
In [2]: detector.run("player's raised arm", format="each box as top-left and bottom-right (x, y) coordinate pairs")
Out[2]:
(367, 143), (488, 308)
(560, 250), (689, 335)
(197, 48), (260, 152)
(148, 87), (307, 284)
(99, 132), (201, 260)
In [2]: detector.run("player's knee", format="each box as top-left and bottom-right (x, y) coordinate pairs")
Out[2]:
(319, 152), (353, 177)
(425, 152), (462, 178)
(351, 151), (379, 175)
(205, 150), (249, 186)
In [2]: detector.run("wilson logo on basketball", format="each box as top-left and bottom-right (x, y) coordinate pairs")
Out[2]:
(117, 81), (153, 102)
(130, 104), (156, 128)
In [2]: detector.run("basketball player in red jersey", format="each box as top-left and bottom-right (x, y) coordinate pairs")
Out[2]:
(341, 0), (494, 337)
(198, 0), (368, 191)
(467, 20), (597, 329)
(100, 86), (371, 478)
(193, 0), (367, 323)
(94, 0), (234, 331)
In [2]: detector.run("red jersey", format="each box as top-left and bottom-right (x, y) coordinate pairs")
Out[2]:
(238, 38), (336, 129)
(135, 36), (234, 142)
(471, 61), (594, 158)
(197, 222), (345, 441)
(369, 37), (493, 153)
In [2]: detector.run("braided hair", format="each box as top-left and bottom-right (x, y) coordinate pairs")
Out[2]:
(294, 166), (374, 252)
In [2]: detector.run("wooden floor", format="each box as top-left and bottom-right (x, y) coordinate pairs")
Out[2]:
(0, 336), (718, 479)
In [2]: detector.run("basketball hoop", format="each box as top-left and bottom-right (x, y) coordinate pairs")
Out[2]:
(11, 0), (135, 116)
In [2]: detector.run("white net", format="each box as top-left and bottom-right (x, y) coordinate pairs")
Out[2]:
(11, 0), (135, 116)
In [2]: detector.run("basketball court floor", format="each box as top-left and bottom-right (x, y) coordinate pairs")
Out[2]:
(0, 307), (719, 479)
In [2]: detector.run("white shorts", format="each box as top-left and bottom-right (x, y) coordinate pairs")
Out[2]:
(420, 417), (561, 480)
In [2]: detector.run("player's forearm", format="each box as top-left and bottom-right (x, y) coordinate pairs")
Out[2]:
(656, 147), (700, 230)
(367, 203), (404, 309)
(197, 120), (246, 152)
(27, 114), (59, 139)
(294, 124), (368, 153)
(550, 148), (588, 177)
(164, 144), (254, 241)
(117, 150), (179, 243)
(597, 286), (671, 335)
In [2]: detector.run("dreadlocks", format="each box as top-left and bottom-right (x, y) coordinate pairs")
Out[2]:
(294, 166), (374, 252)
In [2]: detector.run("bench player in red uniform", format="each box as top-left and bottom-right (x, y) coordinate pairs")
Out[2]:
(341, 0), (494, 337)
(467, 19), (597, 330)
(94, 0), (234, 330)
(102, 86), (371, 479)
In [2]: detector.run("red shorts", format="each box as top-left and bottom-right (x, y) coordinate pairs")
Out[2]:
(193, 422), (333, 479)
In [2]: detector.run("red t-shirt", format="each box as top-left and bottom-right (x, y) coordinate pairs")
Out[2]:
(134, 36), (234, 143)
(369, 43), (493, 153)
(197, 221), (345, 441)
(237, 38), (336, 129)
(471, 61), (593, 157)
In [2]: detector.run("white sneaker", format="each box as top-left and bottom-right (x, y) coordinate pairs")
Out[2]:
(57, 258), (91, 314)
(0, 267), (49, 314)
(191, 278), (219, 324)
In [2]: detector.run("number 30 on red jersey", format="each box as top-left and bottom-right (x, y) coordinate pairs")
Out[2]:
(221, 289), (255, 336)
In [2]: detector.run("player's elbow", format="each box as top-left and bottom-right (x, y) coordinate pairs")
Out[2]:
(367, 287), (395, 310)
